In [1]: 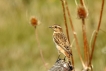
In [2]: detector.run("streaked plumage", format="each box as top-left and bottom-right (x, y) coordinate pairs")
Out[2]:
(49, 25), (72, 60)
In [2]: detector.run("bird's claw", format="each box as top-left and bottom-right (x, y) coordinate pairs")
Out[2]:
(63, 56), (66, 61)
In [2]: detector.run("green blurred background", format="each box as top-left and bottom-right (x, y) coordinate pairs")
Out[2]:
(0, 0), (106, 71)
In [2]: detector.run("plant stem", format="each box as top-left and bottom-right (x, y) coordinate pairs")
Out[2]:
(35, 29), (48, 70)
(82, 18), (89, 66)
(60, 0), (70, 43)
(60, 0), (75, 70)
(64, 0), (85, 68)
(80, 0), (84, 6)
(89, 0), (105, 66)
(79, 0), (90, 67)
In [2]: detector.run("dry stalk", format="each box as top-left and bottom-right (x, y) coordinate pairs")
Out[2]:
(64, 0), (85, 68)
(35, 29), (48, 70)
(82, 19), (89, 66)
(75, 0), (90, 69)
(60, 0), (70, 43)
(80, 0), (84, 6)
(77, 0), (90, 68)
(89, 0), (105, 67)
(90, 30), (96, 51)
(60, 0), (75, 70)
(30, 17), (48, 70)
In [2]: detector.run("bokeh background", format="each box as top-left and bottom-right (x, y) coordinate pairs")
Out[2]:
(0, 0), (106, 71)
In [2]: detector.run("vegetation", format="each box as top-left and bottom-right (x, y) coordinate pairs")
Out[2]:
(0, 0), (106, 71)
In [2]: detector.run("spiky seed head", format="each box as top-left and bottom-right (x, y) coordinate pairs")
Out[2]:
(77, 5), (88, 19)
(30, 16), (38, 28)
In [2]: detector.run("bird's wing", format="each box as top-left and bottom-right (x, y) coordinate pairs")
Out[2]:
(53, 33), (72, 55)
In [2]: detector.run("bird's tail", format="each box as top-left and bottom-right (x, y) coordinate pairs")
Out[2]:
(68, 57), (74, 70)
(65, 51), (72, 65)
(68, 57), (71, 65)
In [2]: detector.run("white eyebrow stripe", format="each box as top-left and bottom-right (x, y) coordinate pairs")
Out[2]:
(53, 25), (62, 28)
(57, 25), (61, 28)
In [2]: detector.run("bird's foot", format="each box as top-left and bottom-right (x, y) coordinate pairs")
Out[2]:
(55, 54), (61, 62)
(63, 56), (66, 61)
(56, 58), (61, 62)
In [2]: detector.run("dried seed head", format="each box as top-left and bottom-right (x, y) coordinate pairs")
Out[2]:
(77, 5), (88, 19)
(30, 16), (38, 28)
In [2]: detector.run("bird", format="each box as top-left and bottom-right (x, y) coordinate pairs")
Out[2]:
(49, 24), (72, 63)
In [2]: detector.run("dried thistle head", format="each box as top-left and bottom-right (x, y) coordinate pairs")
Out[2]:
(30, 16), (38, 28)
(77, 5), (88, 19)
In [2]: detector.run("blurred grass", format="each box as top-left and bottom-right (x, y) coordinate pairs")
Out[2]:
(0, 0), (106, 71)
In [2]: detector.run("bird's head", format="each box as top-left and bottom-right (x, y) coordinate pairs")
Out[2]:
(49, 25), (63, 32)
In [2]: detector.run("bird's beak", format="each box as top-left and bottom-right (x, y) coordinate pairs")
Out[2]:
(49, 26), (52, 28)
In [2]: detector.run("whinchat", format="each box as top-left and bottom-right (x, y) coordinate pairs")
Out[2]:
(49, 25), (72, 62)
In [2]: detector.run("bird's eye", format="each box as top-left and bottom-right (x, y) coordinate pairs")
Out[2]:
(55, 26), (57, 28)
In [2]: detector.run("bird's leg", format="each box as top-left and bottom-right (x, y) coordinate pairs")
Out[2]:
(57, 51), (61, 59)
(56, 54), (61, 62)
(56, 51), (61, 62)
(57, 54), (61, 59)
(63, 56), (66, 61)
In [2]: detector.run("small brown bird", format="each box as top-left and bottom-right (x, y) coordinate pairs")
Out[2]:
(49, 25), (72, 62)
